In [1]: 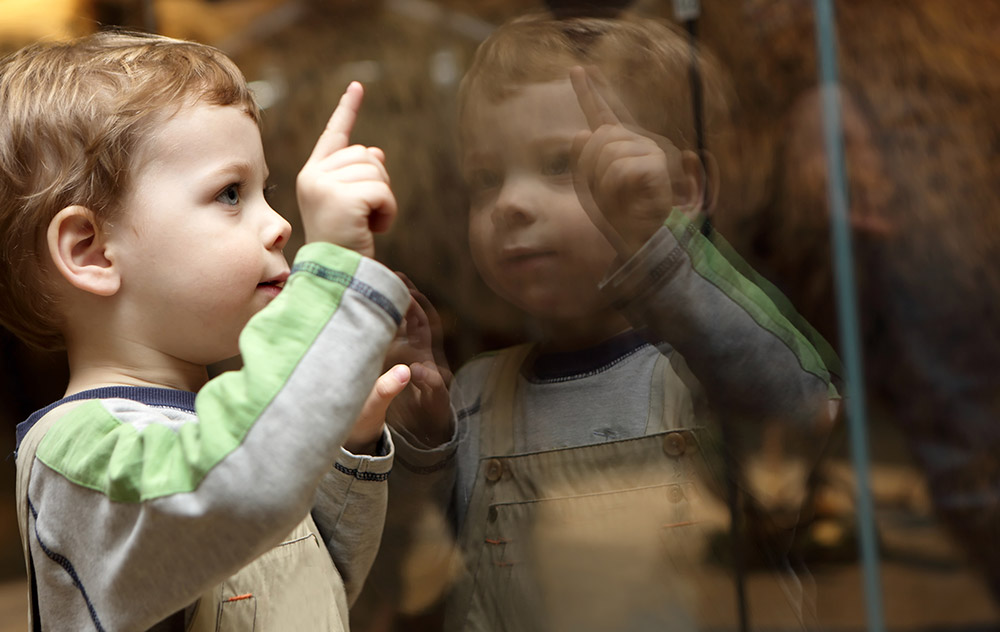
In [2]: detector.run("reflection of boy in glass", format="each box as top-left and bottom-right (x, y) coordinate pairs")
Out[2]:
(370, 12), (841, 632)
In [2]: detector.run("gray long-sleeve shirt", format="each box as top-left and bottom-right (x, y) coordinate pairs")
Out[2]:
(17, 243), (410, 631)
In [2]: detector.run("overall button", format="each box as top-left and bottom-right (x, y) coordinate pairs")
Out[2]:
(485, 458), (504, 482)
(662, 432), (687, 457)
(667, 484), (685, 504)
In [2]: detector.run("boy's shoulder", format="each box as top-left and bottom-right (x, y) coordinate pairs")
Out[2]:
(451, 344), (532, 411)
(454, 343), (534, 379)
(17, 386), (197, 451)
(16, 388), (199, 503)
(453, 348), (503, 390)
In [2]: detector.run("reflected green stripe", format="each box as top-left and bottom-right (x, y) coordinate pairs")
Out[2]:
(665, 209), (838, 395)
(693, 215), (843, 384)
(37, 245), (362, 502)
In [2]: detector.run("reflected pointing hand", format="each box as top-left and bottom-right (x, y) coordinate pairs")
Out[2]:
(569, 66), (689, 258)
(385, 273), (454, 447)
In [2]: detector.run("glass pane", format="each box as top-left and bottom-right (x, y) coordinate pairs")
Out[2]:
(1, 2), (998, 632)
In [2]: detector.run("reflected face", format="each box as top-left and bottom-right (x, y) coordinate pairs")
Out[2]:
(462, 80), (620, 326)
(109, 103), (292, 366)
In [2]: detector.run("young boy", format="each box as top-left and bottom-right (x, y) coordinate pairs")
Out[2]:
(368, 13), (841, 632)
(2, 31), (414, 631)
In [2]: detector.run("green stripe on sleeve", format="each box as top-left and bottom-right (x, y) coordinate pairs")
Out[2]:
(37, 244), (363, 502)
(36, 400), (240, 503)
(665, 210), (841, 397)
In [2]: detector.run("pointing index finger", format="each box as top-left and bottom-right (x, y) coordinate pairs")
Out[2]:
(308, 81), (364, 163)
(570, 65), (638, 130)
(570, 66), (619, 130)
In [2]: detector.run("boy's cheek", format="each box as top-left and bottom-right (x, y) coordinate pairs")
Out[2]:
(468, 245), (495, 286)
(467, 217), (495, 255)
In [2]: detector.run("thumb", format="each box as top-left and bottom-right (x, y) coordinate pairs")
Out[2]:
(360, 364), (411, 423)
(373, 363), (411, 406)
(345, 364), (410, 454)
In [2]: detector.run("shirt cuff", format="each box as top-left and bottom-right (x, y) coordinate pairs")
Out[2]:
(335, 427), (394, 482)
(600, 224), (686, 307)
(389, 421), (459, 475)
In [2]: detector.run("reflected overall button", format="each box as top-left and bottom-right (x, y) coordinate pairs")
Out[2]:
(485, 458), (504, 482)
(662, 432), (687, 457)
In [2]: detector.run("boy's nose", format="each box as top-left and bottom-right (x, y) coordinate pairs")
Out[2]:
(492, 178), (538, 228)
(264, 207), (293, 251)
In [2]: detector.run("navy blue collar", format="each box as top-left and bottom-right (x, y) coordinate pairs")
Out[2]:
(16, 386), (196, 451)
(525, 329), (656, 383)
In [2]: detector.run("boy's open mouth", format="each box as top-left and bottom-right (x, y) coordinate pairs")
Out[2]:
(256, 280), (284, 299)
(259, 270), (289, 288)
(257, 272), (288, 296)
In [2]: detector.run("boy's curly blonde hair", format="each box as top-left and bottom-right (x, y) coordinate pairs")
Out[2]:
(0, 30), (260, 350)
(457, 12), (732, 154)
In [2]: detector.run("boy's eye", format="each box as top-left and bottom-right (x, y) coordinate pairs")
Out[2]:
(217, 184), (241, 206)
(264, 183), (277, 202)
(466, 169), (502, 191)
(542, 153), (570, 176)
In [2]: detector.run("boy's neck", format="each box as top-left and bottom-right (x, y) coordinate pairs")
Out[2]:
(57, 297), (216, 396)
(64, 342), (211, 396)
(535, 311), (632, 354)
(64, 369), (208, 397)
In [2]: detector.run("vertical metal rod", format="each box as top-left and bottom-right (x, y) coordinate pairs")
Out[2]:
(721, 416), (750, 632)
(811, 2), (885, 631)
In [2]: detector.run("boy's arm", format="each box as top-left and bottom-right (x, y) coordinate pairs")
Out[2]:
(311, 435), (395, 607)
(26, 243), (409, 631)
(602, 210), (839, 426)
(569, 66), (838, 427)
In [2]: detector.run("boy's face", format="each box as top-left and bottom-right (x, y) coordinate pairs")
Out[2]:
(109, 102), (291, 365)
(462, 80), (620, 328)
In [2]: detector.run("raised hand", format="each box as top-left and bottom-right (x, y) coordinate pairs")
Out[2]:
(384, 274), (453, 447)
(297, 82), (397, 257)
(569, 66), (699, 258)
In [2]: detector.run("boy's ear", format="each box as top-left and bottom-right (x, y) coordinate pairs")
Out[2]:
(675, 150), (720, 218)
(46, 205), (121, 297)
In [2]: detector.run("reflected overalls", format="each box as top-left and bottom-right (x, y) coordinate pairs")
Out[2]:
(447, 342), (734, 632)
(437, 212), (836, 631)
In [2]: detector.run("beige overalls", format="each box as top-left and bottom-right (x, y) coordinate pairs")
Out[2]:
(184, 514), (349, 632)
(444, 344), (740, 632)
(17, 404), (351, 632)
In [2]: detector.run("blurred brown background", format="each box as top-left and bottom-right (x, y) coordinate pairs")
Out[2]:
(2, 1), (1000, 631)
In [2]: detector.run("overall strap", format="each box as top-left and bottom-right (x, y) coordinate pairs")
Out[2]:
(15, 401), (84, 632)
(646, 353), (673, 434)
(647, 351), (703, 434)
(480, 343), (533, 457)
(448, 344), (532, 631)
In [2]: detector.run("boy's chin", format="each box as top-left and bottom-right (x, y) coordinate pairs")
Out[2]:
(509, 294), (617, 324)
